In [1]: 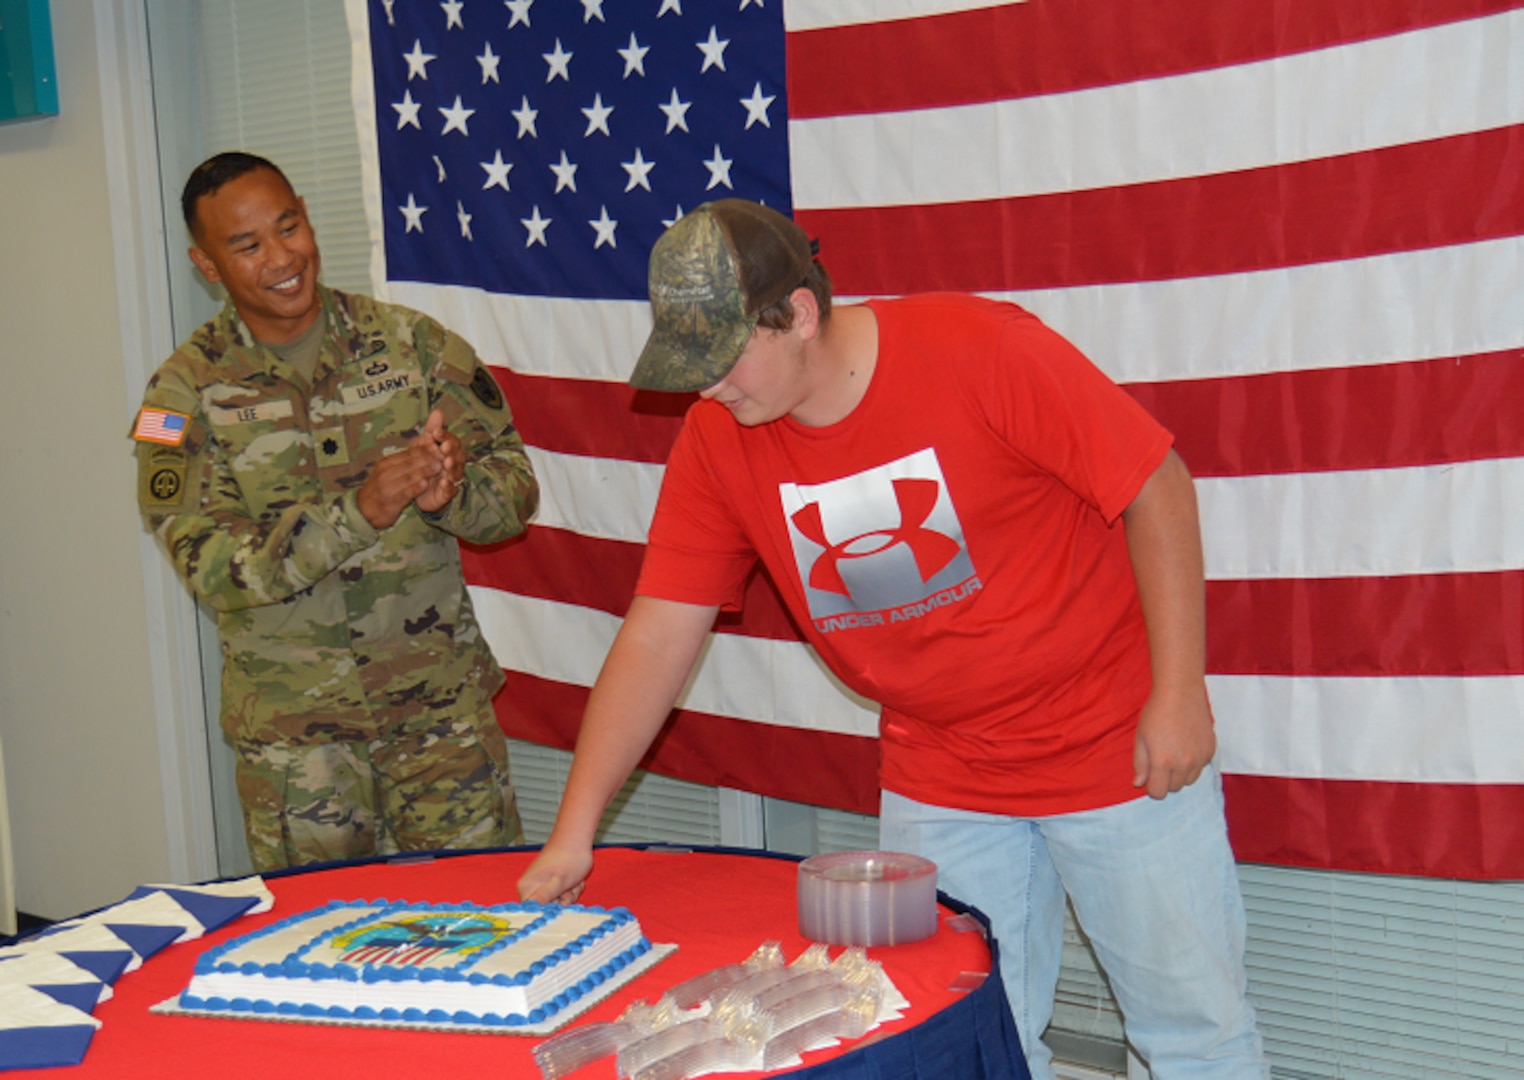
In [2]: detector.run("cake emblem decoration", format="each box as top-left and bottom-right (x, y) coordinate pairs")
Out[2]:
(333, 912), (518, 967)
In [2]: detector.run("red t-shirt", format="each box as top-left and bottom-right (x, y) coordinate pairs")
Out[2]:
(638, 295), (1174, 815)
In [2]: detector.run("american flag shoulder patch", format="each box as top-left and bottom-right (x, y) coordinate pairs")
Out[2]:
(133, 407), (190, 446)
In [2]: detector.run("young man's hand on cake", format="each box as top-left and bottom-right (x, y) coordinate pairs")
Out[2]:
(518, 843), (593, 905)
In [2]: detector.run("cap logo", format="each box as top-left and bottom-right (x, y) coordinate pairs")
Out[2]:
(651, 282), (718, 302)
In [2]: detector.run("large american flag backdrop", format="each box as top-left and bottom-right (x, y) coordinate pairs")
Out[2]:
(345, 0), (1524, 879)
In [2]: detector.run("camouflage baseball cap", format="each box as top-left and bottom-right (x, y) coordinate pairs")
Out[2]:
(630, 199), (816, 392)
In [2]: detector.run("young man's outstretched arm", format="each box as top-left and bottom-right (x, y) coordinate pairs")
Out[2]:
(517, 595), (720, 902)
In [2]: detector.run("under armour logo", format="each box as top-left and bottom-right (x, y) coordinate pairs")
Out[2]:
(791, 477), (961, 597)
(781, 448), (976, 621)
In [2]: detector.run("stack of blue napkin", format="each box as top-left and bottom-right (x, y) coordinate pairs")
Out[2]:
(0, 878), (273, 1070)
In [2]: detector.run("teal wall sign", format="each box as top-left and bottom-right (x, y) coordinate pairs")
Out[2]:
(0, 0), (58, 124)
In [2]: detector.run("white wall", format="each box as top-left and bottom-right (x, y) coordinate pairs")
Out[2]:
(0, 2), (212, 919)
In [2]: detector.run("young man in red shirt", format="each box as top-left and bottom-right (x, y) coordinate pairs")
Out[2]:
(520, 200), (1267, 1079)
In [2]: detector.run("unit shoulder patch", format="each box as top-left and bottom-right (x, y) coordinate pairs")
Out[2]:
(470, 366), (505, 411)
(139, 445), (189, 508)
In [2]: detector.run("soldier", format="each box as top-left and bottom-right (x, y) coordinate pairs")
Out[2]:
(133, 152), (539, 871)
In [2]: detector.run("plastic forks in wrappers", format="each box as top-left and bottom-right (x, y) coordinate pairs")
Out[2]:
(532, 942), (897, 1080)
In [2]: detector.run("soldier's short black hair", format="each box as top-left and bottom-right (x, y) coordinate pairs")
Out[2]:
(181, 151), (290, 234)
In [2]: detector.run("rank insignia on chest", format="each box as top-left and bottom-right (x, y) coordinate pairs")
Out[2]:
(316, 428), (351, 467)
(470, 366), (505, 410)
(133, 407), (189, 446)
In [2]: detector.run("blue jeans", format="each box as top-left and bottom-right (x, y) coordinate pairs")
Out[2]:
(880, 766), (1267, 1080)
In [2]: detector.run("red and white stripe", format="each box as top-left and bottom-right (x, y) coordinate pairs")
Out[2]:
(357, 1), (1524, 877)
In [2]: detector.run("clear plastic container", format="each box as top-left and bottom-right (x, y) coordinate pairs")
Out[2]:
(796, 851), (937, 946)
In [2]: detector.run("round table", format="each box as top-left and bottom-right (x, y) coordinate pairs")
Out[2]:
(26, 844), (1028, 1079)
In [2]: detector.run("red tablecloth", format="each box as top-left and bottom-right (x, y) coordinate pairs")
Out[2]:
(31, 846), (1018, 1079)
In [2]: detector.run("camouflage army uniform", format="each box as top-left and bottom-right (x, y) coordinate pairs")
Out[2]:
(134, 286), (538, 870)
